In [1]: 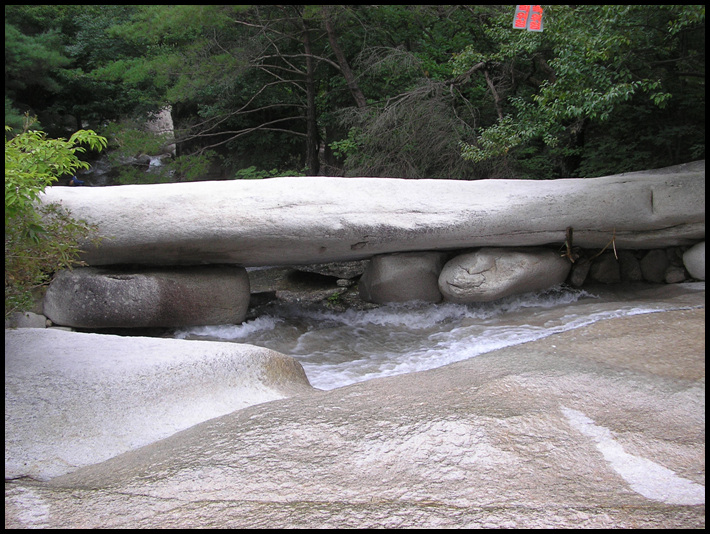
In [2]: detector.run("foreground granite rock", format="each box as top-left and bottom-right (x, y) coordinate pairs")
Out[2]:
(39, 161), (705, 266)
(5, 305), (704, 528)
(5, 329), (312, 481)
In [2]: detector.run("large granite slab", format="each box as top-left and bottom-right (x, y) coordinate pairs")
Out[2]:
(39, 161), (705, 266)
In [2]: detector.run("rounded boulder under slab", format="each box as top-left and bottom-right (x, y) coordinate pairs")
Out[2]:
(359, 252), (448, 304)
(438, 247), (571, 303)
(43, 265), (250, 328)
(682, 241), (705, 280)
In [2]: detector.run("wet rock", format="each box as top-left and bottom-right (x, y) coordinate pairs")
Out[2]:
(359, 252), (447, 303)
(589, 252), (621, 284)
(4, 328), (313, 481)
(569, 257), (592, 287)
(43, 265), (250, 328)
(617, 250), (644, 281)
(664, 265), (688, 284)
(640, 249), (670, 283)
(439, 247), (570, 303)
(5, 308), (704, 528)
(683, 241), (705, 280)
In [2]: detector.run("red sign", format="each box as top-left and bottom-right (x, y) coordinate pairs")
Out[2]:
(513, 5), (544, 32)
(513, 5), (531, 29)
(528, 5), (544, 32)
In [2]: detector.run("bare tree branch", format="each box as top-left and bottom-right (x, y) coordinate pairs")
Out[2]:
(484, 69), (504, 120)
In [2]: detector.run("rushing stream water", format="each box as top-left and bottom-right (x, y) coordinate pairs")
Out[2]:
(175, 282), (705, 391)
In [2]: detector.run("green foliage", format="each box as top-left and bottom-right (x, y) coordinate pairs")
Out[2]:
(168, 153), (216, 182)
(456, 5), (705, 176)
(328, 129), (362, 160)
(100, 121), (168, 160)
(5, 5), (153, 135)
(232, 166), (305, 180)
(329, 7), (485, 178)
(5, 202), (101, 317)
(4, 21), (70, 97)
(337, 87), (480, 179)
(5, 117), (107, 316)
(4, 96), (27, 133)
(326, 291), (343, 306)
(5, 118), (107, 221)
(5, 5), (704, 181)
(95, 5), (250, 103)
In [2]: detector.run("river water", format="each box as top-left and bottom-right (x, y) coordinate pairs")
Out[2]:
(175, 282), (704, 391)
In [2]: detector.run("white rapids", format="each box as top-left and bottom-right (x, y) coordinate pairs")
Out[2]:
(176, 283), (705, 391)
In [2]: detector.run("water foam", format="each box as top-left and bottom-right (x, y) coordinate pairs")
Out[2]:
(175, 285), (691, 391)
(175, 315), (284, 340)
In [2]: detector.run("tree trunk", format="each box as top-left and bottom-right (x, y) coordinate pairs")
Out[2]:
(301, 18), (320, 175)
(561, 118), (587, 177)
(322, 7), (367, 109)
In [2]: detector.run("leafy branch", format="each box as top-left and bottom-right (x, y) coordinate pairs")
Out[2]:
(5, 116), (107, 317)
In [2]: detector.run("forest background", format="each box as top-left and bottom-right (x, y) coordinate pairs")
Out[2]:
(5, 5), (705, 183)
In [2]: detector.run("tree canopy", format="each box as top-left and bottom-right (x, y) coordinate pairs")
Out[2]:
(5, 5), (705, 180)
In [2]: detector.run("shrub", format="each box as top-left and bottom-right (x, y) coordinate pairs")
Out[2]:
(5, 117), (107, 317)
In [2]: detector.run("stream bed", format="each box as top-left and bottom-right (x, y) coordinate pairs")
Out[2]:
(175, 282), (705, 390)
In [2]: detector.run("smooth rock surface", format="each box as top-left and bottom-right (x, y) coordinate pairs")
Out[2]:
(43, 265), (250, 328)
(439, 247), (571, 302)
(4, 311), (47, 329)
(683, 241), (705, 280)
(39, 161), (705, 266)
(4, 329), (312, 481)
(5, 307), (704, 528)
(359, 252), (447, 303)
